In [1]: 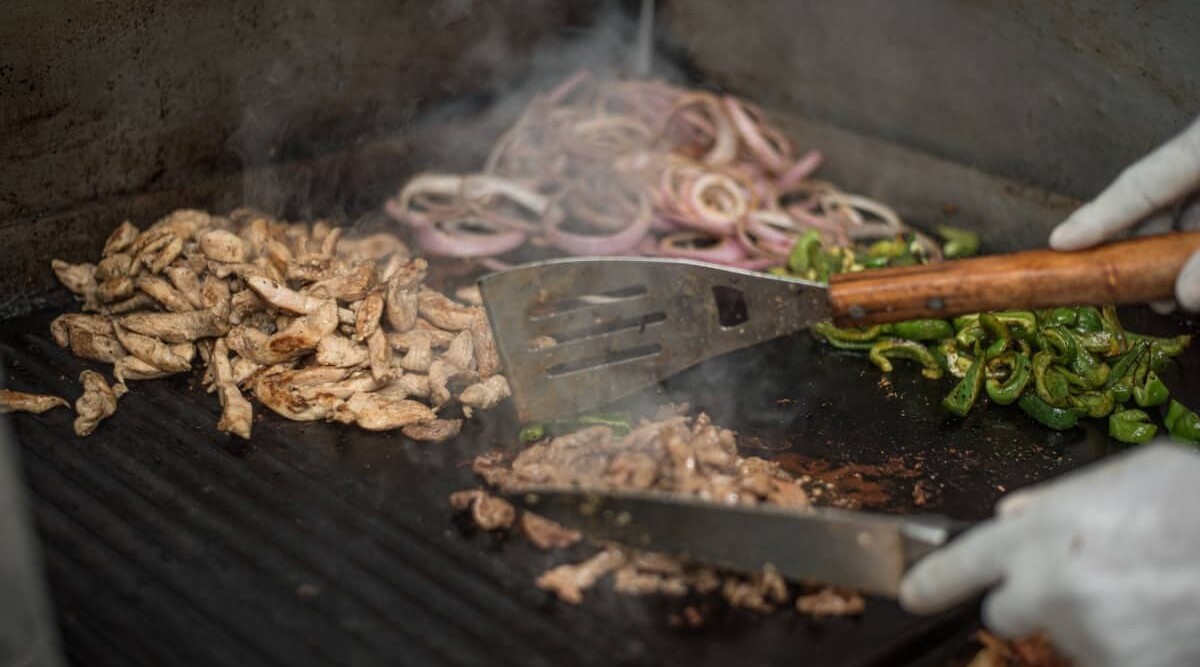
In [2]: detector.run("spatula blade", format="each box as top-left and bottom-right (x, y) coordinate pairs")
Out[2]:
(478, 258), (829, 422)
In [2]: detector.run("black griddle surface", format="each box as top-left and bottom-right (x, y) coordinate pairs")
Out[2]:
(2, 305), (1197, 667)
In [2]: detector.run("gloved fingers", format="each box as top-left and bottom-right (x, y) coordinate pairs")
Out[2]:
(898, 515), (1028, 615)
(980, 568), (1047, 639)
(995, 488), (1044, 518)
(1176, 251), (1200, 312)
(1050, 117), (1200, 251)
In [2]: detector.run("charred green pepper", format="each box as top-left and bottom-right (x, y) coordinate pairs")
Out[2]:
(1019, 393), (1082, 430)
(883, 319), (955, 341)
(869, 339), (943, 379)
(1100, 305), (1127, 352)
(943, 356), (984, 417)
(1032, 351), (1070, 407)
(1074, 306), (1103, 334)
(985, 351), (1031, 405)
(1133, 371), (1169, 408)
(812, 322), (881, 350)
(1166, 400), (1200, 444)
(1069, 390), (1116, 419)
(1109, 409), (1158, 444)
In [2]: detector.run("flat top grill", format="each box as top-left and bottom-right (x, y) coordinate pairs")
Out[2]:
(3, 303), (1197, 666)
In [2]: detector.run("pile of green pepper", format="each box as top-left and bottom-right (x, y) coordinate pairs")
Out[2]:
(812, 307), (1196, 443)
(783, 226), (1200, 445)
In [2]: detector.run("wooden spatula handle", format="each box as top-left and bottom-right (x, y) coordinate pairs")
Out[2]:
(827, 231), (1200, 326)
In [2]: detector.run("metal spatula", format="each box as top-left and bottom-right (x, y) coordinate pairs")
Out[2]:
(478, 231), (1200, 422)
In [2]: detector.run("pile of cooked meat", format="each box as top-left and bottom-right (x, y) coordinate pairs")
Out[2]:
(452, 409), (865, 617)
(33, 207), (509, 439)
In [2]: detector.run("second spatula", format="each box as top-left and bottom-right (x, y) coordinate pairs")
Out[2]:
(478, 231), (1200, 422)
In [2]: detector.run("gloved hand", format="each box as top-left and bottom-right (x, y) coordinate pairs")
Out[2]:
(899, 443), (1200, 667)
(1049, 115), (1200, 312)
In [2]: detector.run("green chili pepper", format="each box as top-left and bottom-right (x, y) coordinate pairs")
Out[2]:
(943, 357), (984, 417)
(1032, 351), (1070, 407)
(1100, 305), (1127, 352)
(869, 339), (943, 379)
(1109, 409), (1158, 444)
(1018, 392), (1081, 430)
(788, 229), (823, 275)
(932, 339), (974, 378)
(992, 311), (1039, 339)
(1075, 331), (1122, 357)
(985, 352), (1031, 405)
(980, 313), (1011, 340)
(518, 423), (546, 443)
(955, 322), (986, 347)
(1040, 326), (1078, 365)
(1069, 345), (1110, 389)
(883, 319), (955, 341)
(575, 413), (633, 435)
(1133, 371), (1169, 408)
(984, 337), (1011, 361)
(1039, 307), (1078, 328)
(812, 322), (883, 350)
(1165, 400), (1200, 444)
(1069, 390), (1116, 419)
(936, 225), (981, 259)
(1074, 306), (1103, 334)
(866, 238), (909, 260)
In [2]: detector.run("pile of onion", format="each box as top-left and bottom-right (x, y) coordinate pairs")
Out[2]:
(385, 71), (941, 271)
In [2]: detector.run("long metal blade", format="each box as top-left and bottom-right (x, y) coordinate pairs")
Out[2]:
(504, 487), (961, 598)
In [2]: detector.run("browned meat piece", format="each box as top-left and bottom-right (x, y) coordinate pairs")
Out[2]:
(470, 309), (501, 378)
(198, 229), (249, 263)
(794, 588), (865, 617)
(338, 233), (408, 262)
(306, 261), (376, 301)
(118, 309), (229, 343)
(332, 393), (436, 431)
(398, 331), (433, 372)
(95, 253), (134, 281)
(293, 371), (379, 404)
(102, 293), (157, 315)
(315, 334), (369, 368)
(353, 291), (384, 341)
(471, 451), (511, 486)
(73, 371), (126, 436)
(50, 314), (126, 363)
(520, 513), (581, 550)
(971, 632), (1069, 667)
(388, 329), (455, 351)
(536, 548), (626, 604)
(135, 276), (194, 312)
(228, 288), (265, 324)
(449, 490), (516, 530)
(459, 375), (511, 410)
(51, 260), (98, 298)
(210, 339), (252, 439)
(230, 300), (337, 365)
(200, 277), (231, 317)
(379, 373), (430, 400)
(366, 328), (394, 381)
(112, 324), (193, 373)
(96, 276), (134, 303)
(613, 565), (690, 597)
(254, 365), (349, 421)
(0, 390), (69, 414)
(163, 266), (204, 309)
(112, 356), (167, 382)
(103, 221), (140, 256)
(417, 288), (477, 331)
(721, 567), (789, 612)
(428, 358), (477, 407)
(442, 330), (475, 370)
(245, 275), (327, 314)
(384, 258), (427, 332)
(146, 209), (210, 241)
(401, 418), (463, 442)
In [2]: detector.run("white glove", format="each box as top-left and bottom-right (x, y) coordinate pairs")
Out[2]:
(899, 443), (1200, 667)
(1049, 115), (1200, 311)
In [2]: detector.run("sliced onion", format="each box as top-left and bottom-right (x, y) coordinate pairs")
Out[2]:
(657, 231), (773, 269)
(776, 150), (824, 189)
(723, 96), (792, 173)
(544, 192), (651, 256)
(415, 218), (527, 258)
(660, 92), (738, 167)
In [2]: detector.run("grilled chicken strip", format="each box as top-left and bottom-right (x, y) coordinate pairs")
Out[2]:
(332, 392), (437, 431)
(0, 390), (69, 414)
(210, 339), (252, 439)
(384, 258), (427, 332)
(417, 288), (477, 331)
(73, 371), (125, 436)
